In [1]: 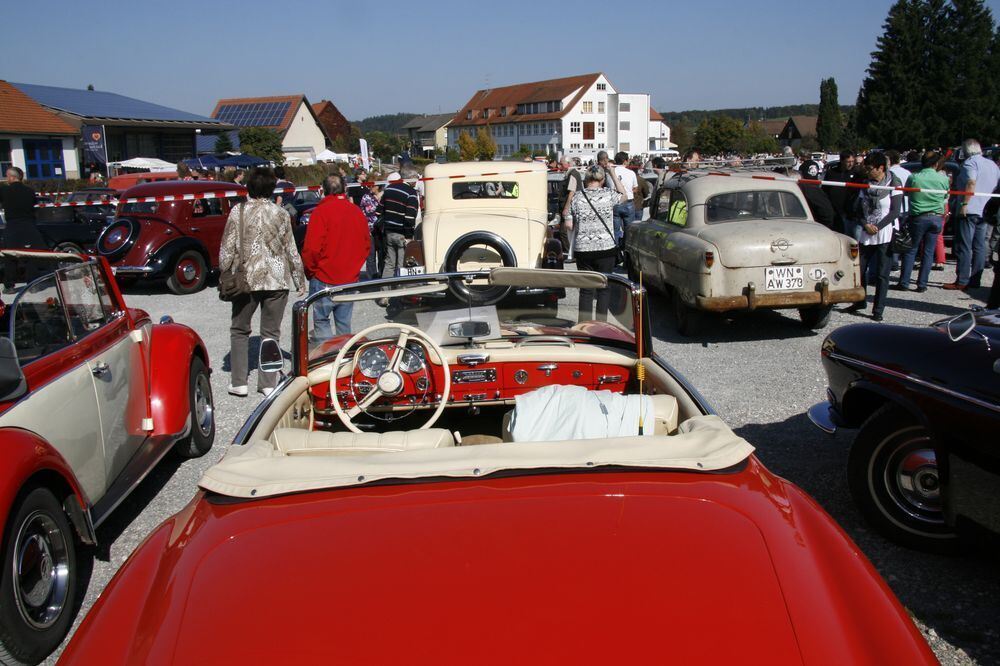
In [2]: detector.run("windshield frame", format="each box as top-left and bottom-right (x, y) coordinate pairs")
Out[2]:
(290, 270), (649, 376)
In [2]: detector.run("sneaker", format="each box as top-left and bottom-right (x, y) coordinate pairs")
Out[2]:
(228, 385), (249, 397)
(889, 284), (909, 291)
(846, 301), (867, 312)
(376, 298), (388, 307)
(915, 286), (928, 293)
(872, 313), (884, 322)
(932, 264), (945, 271)
(942, 282), (967, 291)
(259, 387), (274, 397)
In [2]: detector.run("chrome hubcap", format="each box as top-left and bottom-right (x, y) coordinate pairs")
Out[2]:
(194, 373), (214, 436)
(13, 511), (70, 629)
(886, 439), (943, 524)
(179, 262), (197, 282)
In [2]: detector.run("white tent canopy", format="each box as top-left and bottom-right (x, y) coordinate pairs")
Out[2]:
(109, 157), (176, 172)
(315, 149), (351, 163)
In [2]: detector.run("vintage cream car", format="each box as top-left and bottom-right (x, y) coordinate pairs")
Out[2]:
(624, 172), (864, 335)
(402, 162), (562, 302)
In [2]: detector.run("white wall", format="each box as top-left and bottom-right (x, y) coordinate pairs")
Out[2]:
(282, 101), (326, 159)
(615, 94), (650, 156)
(2, 135), (79, 179)
(561, 74), (615, 161)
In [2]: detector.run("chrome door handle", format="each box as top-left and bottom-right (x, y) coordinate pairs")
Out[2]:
(190, 227), (200, 232)
(92, 362), (110, 377)
(537, 363), (558, 376)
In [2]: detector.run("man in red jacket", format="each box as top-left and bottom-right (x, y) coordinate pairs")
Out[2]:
(301, 174), (371, 339)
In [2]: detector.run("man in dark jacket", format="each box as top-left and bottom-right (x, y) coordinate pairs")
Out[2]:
(797, 160), (836, 228)
(378, 165), (420, 280)
(0, 167), (46, 288)
(823, 150), (861, 236)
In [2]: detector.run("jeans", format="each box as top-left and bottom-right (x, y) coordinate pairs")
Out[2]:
(612, 203), (634, 245)
(382, 231), (408, 278)
(956, 214), (988, 286)
(860, 243), (891, 316)
(309, 277), (353, 339)
(576, 251), (616, 321)
(898, 214), (942, 289)
(230, 290), (289, 390)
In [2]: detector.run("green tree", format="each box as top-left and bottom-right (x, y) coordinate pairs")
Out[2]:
(364, 131), (403, 160)
(238, 127), (284, 164)
(816, 78), (843, 150)
(445, 146), (460, 162)
(694, 115), (745, 154)
(213, 131), (234, 154)
(737, 122), (780, 154)
(457, 130), (477, 161)
(475, 128), (496, 160)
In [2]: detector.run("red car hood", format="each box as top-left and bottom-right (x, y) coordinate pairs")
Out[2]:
(63, 462), (933, 665)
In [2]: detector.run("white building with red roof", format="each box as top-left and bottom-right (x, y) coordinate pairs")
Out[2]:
(0, 80), (80, 179)
(447, 73), (669, 161)
(210, 95), (331, 164)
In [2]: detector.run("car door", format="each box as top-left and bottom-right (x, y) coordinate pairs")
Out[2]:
(656, 188), (690, 289)
(57, 262), (149, 485)
(0, 269), (108, 501)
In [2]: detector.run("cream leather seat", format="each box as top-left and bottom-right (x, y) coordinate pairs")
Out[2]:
(501, 393), (679, 442)
(272, 428), (455, 456)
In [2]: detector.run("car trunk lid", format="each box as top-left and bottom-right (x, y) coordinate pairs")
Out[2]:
(695, 220), (842, 268)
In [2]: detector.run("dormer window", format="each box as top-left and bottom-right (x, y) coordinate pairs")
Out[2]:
(466, 110), (472, 120)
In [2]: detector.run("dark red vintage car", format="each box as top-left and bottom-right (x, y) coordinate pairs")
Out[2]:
(0, 250), (215, 665)
(61, 270), (934, 664)
(96, 181), (247, 294)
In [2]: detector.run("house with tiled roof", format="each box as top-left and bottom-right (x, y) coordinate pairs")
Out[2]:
(402, 113), (455, 156)
(12, 81), (230, 176)
(0, 80), (80, 179)
(210, 94), (330, 163)
(778, 116), (818, 150)
(446, 73), (665, 160)
(311, 100), (351, 146)
(648, 108), (675, 152)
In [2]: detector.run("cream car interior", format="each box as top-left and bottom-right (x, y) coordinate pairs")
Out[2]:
(199, 268), (756, 498)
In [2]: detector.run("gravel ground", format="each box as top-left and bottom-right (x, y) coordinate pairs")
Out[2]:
(44, 262), (998, 665)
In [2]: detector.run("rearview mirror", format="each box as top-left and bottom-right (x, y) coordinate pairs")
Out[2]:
(0, 338), (26, 402)
(258, 338), (285, 374)
(449, 320), (492, 339)
(946, 312), (976, 342)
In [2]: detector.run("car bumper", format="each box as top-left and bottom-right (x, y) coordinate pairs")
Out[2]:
(696, 282), (864, 312)
(111, 265), (155, 275)
(807, 401), (845, 435)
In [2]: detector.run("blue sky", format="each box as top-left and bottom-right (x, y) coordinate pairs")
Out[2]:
(4, 0), (999, 120)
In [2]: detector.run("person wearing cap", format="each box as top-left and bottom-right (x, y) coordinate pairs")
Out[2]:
(797, 160), (835, 228)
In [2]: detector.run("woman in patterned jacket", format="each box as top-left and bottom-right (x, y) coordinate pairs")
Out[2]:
(219, 167), (306, 397)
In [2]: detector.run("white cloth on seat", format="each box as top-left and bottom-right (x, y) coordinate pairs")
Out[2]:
(509, 385), (654, 442)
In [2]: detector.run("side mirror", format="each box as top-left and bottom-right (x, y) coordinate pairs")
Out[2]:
(449, 320), (491, 339)
(946, 311), (977, 342)
(0, 338), (26, 402)
(258, 338), (285, 375)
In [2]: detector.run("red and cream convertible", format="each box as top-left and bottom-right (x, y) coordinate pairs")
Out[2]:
(0, 251), (214, 665)
(62, 269), (933, 664)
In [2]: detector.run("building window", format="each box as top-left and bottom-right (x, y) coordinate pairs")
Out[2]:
(621, 142), (630, 152)
(584, 143), (593, 149)
(500, 107), (507, 117)
(619, 121), (630, 131)
(597, 83), (606, 91)
(598, 143), (605, 149)
(598, 101), (605, 113)
(598, 122), (605, 133)
(619, 102), (631, 112)
(482, 109), (489, 119)
(570, 122), (581, 133)
(0, 139), (11, 174)
(466, 110), (472, 120)
(582, 101), (593, 113)
(570, 143), (581, 149)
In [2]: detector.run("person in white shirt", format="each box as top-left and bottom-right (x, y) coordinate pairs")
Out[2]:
(945, 138), (1000, 290)
(609, 151), (638, 247)
(849, 152), (902, 321)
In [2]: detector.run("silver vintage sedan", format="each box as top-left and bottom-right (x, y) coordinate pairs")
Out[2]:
(624, 171), (864, 335)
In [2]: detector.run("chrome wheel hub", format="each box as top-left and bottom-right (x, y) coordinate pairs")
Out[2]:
(194, 373), (214, 436)
(14, 511), (70, 629)
(886, 442), (943, 523)
(180, 262), (197, 281)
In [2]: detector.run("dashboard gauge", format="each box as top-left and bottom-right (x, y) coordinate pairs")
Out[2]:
(358, 346), (388, 379)
(399, 342), (426, 374)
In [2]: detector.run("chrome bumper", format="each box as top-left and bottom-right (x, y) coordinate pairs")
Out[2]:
(807, 402), (841, 435)
(112, 265), (155, 275)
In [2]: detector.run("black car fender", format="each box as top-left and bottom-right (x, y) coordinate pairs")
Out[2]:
(145, 237), (212, 279)
(840, 376), (931, 430)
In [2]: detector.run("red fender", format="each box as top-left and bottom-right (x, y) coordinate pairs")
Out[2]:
(148, 323), (209, 438)
(0, 427), (90, 539)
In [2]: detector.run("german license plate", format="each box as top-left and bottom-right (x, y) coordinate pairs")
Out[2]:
(764, 266), (804, 291)
(397, 265), (425, 276)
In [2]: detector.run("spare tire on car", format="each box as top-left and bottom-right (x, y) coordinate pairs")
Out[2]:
(444, 231), (516, 305)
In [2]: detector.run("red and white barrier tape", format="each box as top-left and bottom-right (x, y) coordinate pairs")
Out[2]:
(31, 165), (1000, 209)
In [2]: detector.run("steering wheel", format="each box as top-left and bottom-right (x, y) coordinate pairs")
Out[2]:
(330, 323), (451, 434)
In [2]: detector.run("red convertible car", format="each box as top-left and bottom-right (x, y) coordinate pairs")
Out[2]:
(97, 181), (247, 294)
(61, 269), (933, 664)
(0, 250), (215, 665)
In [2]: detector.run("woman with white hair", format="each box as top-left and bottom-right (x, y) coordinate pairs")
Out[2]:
(569, 164), (628, 320)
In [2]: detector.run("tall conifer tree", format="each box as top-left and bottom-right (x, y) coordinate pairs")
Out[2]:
(816, 78), (843, 150)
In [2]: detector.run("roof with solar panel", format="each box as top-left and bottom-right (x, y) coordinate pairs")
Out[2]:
(210, 95), (308, 135)
(11, 82), (229, 128)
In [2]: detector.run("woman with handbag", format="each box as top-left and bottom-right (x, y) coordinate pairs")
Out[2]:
(219, 167), (306, 397)
(852, 152), (902, 322)
(569, 165), (628, 321)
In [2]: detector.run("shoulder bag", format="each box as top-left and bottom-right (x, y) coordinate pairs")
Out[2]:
(579, 188), (624, 264)
(218, 202), (251, 301)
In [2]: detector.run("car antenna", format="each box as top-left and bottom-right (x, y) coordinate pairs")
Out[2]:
(636, 270), (646, 433)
